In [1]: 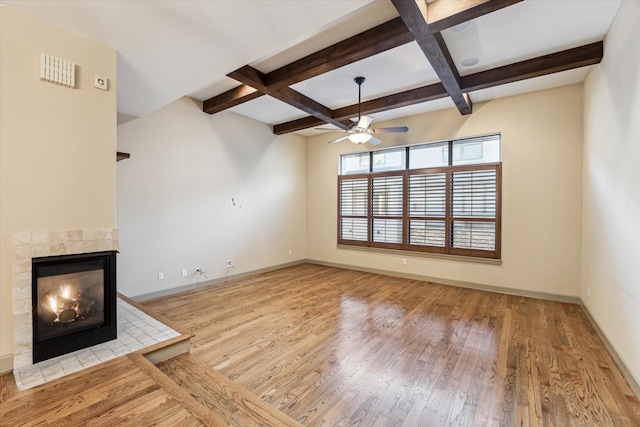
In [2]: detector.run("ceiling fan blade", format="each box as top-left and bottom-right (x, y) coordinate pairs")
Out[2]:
(328, 135), (350, 144)
(357, 115), (374, 129)
(373, 126), (409, 134)
(368, 136), (382, 146)
(315, 127), (340, 131)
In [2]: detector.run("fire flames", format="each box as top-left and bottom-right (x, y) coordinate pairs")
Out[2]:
(47, 294), (58, 314)
(61, 285), (70, 299)
(45, 285), (79, 323)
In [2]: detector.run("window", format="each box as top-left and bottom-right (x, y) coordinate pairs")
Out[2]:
(338, 134), (501, 259)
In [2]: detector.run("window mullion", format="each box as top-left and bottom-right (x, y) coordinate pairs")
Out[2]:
(368, 176), (373, 245)
(445, 170), (452, 254)
(403, 172), (408, 248)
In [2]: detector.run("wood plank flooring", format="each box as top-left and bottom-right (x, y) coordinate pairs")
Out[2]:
(0, 370), (18, 405)
(157, 352), (302, 426)
(0, 356), (209, 426)
(143, 263), (640, 426)
(1, 263), (638, 426)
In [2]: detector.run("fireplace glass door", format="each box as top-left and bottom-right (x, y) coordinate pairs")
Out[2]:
(32, 251), (117, 363)
(35, 260), (105, 340)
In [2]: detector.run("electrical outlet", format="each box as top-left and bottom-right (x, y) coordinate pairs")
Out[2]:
(226, 260), (233, 268)
(158, 272), (164, 280)
(94, 75), (108, 90)
(288, 250), (292, 256)
(587, 287), (591, 297)
(181, 268), (187, 277)
(402, 258), (407, 265)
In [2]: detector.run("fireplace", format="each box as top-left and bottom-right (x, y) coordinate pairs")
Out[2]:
(32, 251), (117, 363)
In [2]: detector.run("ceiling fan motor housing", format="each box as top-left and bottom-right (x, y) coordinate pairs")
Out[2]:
(324, 76), (407, 145)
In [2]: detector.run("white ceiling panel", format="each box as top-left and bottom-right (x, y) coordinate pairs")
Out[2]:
(229, 96), (309, 125)
(443, 0), (621, 75)
(252, 0), (399, 74)
(189, 77), (244, 104)
(470, 66), (592, 104)
(291, 41), (439, 110)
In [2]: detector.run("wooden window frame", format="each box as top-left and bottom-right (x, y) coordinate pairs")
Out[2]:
(338, 138), (501, 260)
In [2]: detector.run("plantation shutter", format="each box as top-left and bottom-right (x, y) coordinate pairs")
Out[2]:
(408, 172), (447, 251)
(338, 177), (369, 243)
(450, 166), (499, 257)
(371, 175), (403, 246)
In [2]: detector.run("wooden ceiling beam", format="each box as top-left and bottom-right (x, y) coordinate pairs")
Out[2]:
(202, 84), (263, 115)
(204, 1), (521, 117)
(265, 17), (413, 88)
(334, 83), (448, 121)
(228, 65), (350, 130)
(273, 116), (330, 135)
(274, 42), (603, 135)
(427, 0), (524, 33)
(274, 83), (448, 135)
(391, 0), (472, 115)
(461, 41), (603, 91)
(203, 18), (413, 116)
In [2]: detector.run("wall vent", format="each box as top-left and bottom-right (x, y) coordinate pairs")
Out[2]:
(40, 53), (75, 88)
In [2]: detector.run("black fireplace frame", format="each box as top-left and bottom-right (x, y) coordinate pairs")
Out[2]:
(32, 251), (117, 363)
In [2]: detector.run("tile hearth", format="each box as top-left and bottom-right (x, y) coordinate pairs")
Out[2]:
(13, 297), (181, 391)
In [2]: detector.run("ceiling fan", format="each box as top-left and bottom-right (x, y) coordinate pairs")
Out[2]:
(321, 76), (409, 145)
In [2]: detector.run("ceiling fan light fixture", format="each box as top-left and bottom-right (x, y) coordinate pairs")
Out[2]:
(348, 133), (373, 144)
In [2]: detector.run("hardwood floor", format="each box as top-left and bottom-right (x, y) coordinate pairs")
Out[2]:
(0, 356), (210, 426)
(1, 263), (638, 426)
(143, 263), (640, 426)
(0, 370), (18, 405)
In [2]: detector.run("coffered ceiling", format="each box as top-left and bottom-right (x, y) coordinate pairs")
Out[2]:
(1, 0), (621, 136)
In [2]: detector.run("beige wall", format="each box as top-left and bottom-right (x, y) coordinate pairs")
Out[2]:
(0, 7), (117, 367)
(3, 0), (635, 388)
(307, 85), (584, 297)
(116, 97), (307, 298)
(582, 0), (640, 385)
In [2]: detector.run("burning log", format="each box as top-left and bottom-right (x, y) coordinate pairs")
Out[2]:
(77, 298), (95, 317)
(58, 308), (77, 323)
(40, 309), (57, 324)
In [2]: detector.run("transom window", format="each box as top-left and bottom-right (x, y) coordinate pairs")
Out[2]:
(338, 134), (501, 259)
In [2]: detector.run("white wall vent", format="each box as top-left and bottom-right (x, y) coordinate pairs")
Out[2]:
(40, 53), (75, 88)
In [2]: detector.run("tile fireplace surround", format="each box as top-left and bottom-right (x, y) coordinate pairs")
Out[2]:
(10, 229), (119, 370)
